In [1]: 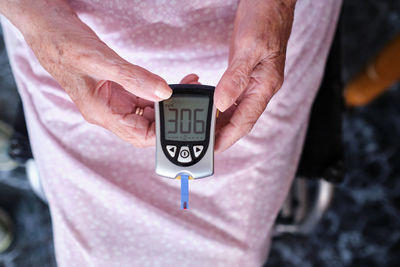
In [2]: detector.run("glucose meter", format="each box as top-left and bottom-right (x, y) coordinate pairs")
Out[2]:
(155, 84), (216, 209)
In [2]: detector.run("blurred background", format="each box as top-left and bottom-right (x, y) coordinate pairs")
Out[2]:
(0, 0), (400, 266)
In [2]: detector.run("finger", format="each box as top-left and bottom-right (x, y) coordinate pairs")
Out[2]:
(143, 106), (155, 121)
(214, 55), (258, 112)
(180, 73), (200, 84)
(73, 40), (172, 102)
(108, 64), (172, 102)
(214, 68), (280, 153)
(100, 82), (155, 147)
(214, 90), (266, 153)
(79, 80), (156, 148)
(215, 53), (285, 152)
(117, 114), (156, 147)
(136, 97), (154, 110)
(96, 81), (137, 115)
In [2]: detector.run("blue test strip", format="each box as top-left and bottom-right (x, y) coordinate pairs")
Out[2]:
(181, 174), (189, 210)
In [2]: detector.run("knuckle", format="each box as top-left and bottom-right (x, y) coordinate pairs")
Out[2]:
(242, 122), (253, 136)
(248, 105), (263, 126)
(240, 121), (254, 137)
(254, 93), (269, 112)
(275, 75), (284, 92)
(231, 68), (249, 91)
(260, 58), (285, 95)
(116, 63), (146, 89)
(252, 96), (270, 114)
(115, 63), (132, 77)
(81, 112), (97, 125)
(227, 61), (252, 93)
(271, 72), (284, 94)
(232, 110), (256, 137)
(253, 90), (272, 114)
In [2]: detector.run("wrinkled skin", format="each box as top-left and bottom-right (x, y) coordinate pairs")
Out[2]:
(214, 0), (296, 152)
(0, 0), (296, 151)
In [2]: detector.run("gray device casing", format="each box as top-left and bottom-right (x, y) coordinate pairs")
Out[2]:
(155, 88), (216, 179)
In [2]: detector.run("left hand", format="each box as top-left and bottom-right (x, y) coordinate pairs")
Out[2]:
(214, 0), (296, 152)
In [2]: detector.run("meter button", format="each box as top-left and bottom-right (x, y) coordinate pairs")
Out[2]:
(166, 145), (177, 158)
(178, 146), (192, 163)
(193, 145), (204, 158)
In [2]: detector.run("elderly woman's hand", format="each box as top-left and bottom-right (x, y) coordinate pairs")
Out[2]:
(214, 0), (296, 152)
(1, 0), (174, 147)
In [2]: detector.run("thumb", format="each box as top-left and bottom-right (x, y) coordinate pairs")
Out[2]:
(214, 55), (257, 112)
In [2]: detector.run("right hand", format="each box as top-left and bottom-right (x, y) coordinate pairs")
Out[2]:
(0, 0), (173, 147)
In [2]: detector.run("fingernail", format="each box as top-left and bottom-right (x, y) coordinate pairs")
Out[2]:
(215, 96), (230, 112)
(155, 88), (172, 100)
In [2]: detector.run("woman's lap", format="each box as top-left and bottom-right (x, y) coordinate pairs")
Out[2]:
(1, 0), (342, 265)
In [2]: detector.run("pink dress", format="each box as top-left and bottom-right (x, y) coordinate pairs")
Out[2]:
(2, 0), (341, 266)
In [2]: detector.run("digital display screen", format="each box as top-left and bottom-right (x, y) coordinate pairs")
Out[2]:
(163, 95), (209, 141)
